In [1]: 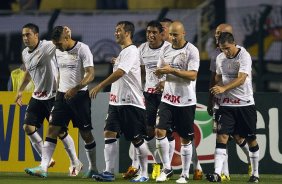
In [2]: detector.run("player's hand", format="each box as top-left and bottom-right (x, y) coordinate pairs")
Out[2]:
(207, 101), (214, 116)
(64, 87), (78, 100)
(64, 26), (71, 38)
(155, 64), (173, 76)
(15, 92), (23, 106)
(155, 81), (164, 93)
(89, 85), (102, 99)
(110, 57), (116, 64)
(210, 85), (225, 95)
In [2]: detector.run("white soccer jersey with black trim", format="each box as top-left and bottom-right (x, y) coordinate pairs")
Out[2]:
(110, 45), (145, 109)
(139, 41), (170, 94)
(22, 40), (57, 100)
(216, 45), (254, 106)
(56, 41), (94, 93)
(157, 42), (200, 107)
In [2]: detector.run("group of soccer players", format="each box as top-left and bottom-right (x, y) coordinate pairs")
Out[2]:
(17, 18), (260, 183)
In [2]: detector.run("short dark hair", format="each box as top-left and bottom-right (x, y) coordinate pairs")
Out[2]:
(147, 20), (163, 33)
(116, 21), (135, 39)
(218, 32), (235, 45)
(51, 26), (64, 41)
(160, 18), (173, 23)
(22, 23), (39, 34)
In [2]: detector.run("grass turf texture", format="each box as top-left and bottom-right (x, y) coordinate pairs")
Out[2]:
(0, 173), (282, 183)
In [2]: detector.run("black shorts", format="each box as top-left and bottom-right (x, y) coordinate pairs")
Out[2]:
(144, 92), (162, 128)
(156, 102), (195, 140)
(215, 105), (257, 138)
(105, 105), (146, 141)
(24, 97), (55, 128)
(49, 91), (93, 130)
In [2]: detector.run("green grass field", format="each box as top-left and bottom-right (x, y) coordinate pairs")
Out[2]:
(0, 172), (281, 183)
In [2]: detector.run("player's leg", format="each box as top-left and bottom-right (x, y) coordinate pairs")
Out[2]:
(92, 105), (119, 182)
(191, 140), (203, 180)
(174, 105), (195, 184)
(122, 143), (139, 179)
(155, 102), (173, 182)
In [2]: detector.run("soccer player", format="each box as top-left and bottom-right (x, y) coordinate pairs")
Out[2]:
(90, 21), (150, 182)
(207, 32), (260, 183)
(16, 23), (81, 176)
(24, 26), (97, 178)
(207, 24), (252, 181)
(154, 21), (200, 184)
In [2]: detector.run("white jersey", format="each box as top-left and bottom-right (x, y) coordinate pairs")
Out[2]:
(56, 41), (94, 92)
(216, 45), (254, 107)
(139, 41), (170, 94)
(158, 42), (200, 107)
(22, 40), (57, 100)
(110, 45), (145, 109)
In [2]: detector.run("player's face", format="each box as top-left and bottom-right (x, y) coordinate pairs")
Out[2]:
(146, 26), (162, 47)
(169, 26), (184, 48)
(52, 36), (68, 51)
(215, 27), (222, 44)
(114, 24), (126, 45)
(160, 22), (171, 42)
(22, 28), (38, 48)
(219, 41), (237, 58)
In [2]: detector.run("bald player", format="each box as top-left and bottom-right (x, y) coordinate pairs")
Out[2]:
(207, 23), (252, 181)
(154, 21), (200, 183)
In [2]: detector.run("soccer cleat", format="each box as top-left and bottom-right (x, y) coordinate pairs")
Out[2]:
(156, 168), (173, 182)
(48, 159), (56, 168)
(206, 173), (221, 182)
(151, 163), (161, 179)
(69, 160), (83, 176)
(193, 169), (203, 180)
(82, 169), (99, 178)
(248, 164), (252, 176)
(25, 166), (47, 178)
(176, 174), (189, 183)
(122, 166), (139, 179)
(92, 171), (115, 182)
(221, 173), (231, 181)
(248, 175), (259, 183)
(130, 175), (149, 182)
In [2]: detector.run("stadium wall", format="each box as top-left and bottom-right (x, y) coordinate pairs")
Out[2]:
(0, 92), (281, 174)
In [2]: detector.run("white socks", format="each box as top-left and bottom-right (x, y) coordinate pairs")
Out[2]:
(214, 148), (227, 175)
(168, 139), (175, 163)
(104, 139), (117, 173)
(61, 134), (78, 166)
(85, 141), (97, 171)
(249, 149), (259, 177)
(28, 131), (43, 157)
(135, 142), (149, 177)
(156, 137), (170, 169)
(181, 143), (193, 177)
(41, 140), (56, 171)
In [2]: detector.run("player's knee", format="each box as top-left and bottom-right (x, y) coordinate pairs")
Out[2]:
(155, 128), (166, 138)
(23, 124), (36, 134)
(132, 138), (144, 148)
(233, 134), (245, 144)
(246, 135), (257, 145)
(104, 130), (117, 138)
(216, 134), (229, 143)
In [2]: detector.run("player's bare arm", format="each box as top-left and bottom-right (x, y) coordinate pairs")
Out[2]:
(210, 72), (248, 95)
(15, 71), (32, 106)
(64, 66), (94, 100)
(89, 68), (125, 99)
